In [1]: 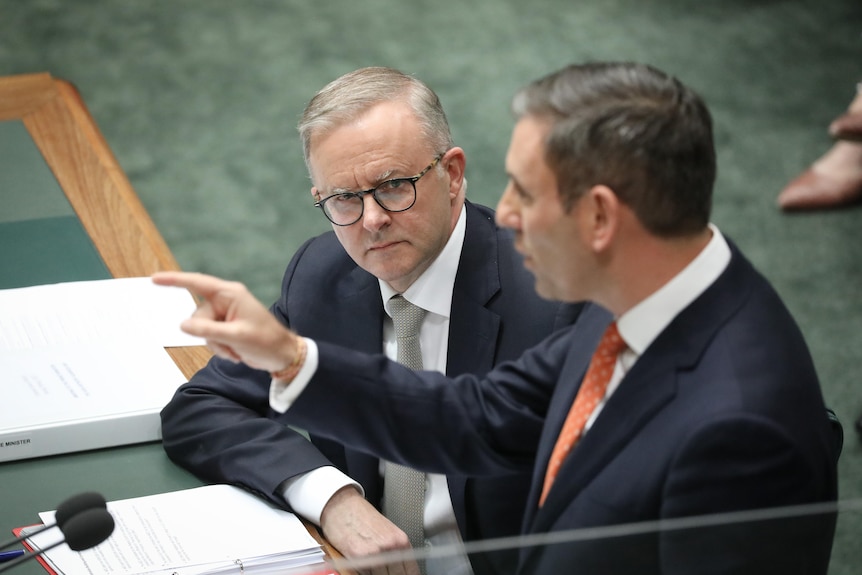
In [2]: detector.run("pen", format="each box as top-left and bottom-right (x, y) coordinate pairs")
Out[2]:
(0, 549), (26, 563)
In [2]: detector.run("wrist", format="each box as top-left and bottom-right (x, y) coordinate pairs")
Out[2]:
(320, 485), (364, 528)
(270, 336), (308, 382)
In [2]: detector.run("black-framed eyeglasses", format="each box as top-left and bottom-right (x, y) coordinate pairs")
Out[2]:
(314, 154), (444, 226)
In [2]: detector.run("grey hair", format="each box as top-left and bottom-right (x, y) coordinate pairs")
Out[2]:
(298, 67), (453, 173)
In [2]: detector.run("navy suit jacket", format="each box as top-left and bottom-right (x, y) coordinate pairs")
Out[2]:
(287, 240), (838, 575)
(160, 201), (579, 575)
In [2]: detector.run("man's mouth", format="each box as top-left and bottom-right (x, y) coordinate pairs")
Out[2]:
(369, 240), (401, 251)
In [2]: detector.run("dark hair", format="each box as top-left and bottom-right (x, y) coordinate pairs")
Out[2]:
(511, 62), (715, 237)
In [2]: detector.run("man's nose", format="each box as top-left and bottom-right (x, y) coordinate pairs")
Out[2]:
(361, 194), (391, 231)
(495, 185), (520, 230)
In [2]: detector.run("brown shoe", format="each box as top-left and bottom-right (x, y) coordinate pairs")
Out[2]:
(830, 112), (862, 142)
(777, 167), (862, 211)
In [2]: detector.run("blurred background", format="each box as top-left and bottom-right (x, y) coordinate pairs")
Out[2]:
(1, 0), (860, 571)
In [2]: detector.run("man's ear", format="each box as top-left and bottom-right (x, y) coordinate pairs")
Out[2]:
(584, 184), (620, 252)
(443, 147), (467, 198)
(310, 187), (320, 201)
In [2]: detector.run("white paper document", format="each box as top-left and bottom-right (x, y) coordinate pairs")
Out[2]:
(0, 342), (186, 428)
(26, 485), (327, 575)
(0, 343), (188, 461)
(0, 277), (204, 461)
(0, 277), (204, 350)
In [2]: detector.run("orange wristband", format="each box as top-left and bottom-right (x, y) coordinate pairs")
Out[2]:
(270, 337), (308, 382)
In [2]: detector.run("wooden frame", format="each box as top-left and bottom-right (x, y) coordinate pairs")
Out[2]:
(0, 71), (345, 562)
(0, 71), (352, 566)
(0, 72), (210, 378)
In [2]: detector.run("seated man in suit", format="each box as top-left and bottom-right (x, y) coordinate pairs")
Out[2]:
(159, 66), (577, 575)
(156, 62), (838, 574)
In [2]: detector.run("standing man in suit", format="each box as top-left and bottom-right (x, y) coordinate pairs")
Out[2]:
(159, 67), (577, 575)
(156, 62), (838, 574)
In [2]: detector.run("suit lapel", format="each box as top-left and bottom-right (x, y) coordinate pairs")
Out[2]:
(446, 202), (502, 377)
(324, 264), (384, 353)
(446, 203), (504, 534)
(316, 260), (386, 501)
(522, 305), (611, 529)
(531, 343), (681, 532)
(526, 243), (754, 536)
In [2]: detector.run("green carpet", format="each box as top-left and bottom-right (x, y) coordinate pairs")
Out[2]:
(1, 0), (860, 571)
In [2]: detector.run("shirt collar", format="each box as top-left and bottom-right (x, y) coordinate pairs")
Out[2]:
(380, 205), (466, 319)
(617, 224), (731, 356)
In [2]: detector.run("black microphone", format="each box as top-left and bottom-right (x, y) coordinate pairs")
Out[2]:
(59, 508), (115, 551)
(0, 492), (107, 550)
(0, 508), (114, 573)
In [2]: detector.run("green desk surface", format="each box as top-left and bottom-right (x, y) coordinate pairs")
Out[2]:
(2, 443), (204, 529)
(0, 119), (74, 224)
(0, 119), (109, 288)
(0, 216), (110, 289)
(1, 445), (206, 575)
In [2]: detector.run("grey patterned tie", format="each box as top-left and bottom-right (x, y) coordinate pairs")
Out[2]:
(383, 295), (427, 552)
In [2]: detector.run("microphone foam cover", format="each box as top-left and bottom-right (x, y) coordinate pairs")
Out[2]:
(55, 492), (107, 527)
(61, 508), (115, 551)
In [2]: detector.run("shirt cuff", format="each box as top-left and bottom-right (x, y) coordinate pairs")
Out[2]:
(280, 466), (364, 526)
(270, 337), (318, 413)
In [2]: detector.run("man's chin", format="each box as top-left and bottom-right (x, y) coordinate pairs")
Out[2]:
(533, 277), (569, 302)
(363, 261), (417, 288)
(533, 279), (553, 300)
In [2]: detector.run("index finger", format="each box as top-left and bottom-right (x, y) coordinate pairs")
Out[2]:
(152, 271), (231, 301)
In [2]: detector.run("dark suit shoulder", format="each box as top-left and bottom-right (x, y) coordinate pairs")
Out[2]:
(282, 231), (362, 287)
(276, 230), (380, 337)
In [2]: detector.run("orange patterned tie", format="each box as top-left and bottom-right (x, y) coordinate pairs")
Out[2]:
(539, 321), (626, 507)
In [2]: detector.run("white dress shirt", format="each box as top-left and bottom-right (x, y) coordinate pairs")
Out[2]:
(583, 224), (732, 433)
(275, 207), (469, 553)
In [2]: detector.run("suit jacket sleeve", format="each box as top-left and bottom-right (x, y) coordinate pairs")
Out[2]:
(160, 238), (332, 509)
(285, 324), (577, 476)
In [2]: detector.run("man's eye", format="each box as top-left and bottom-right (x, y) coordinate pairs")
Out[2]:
(333, 193), (359, 203)
(380, 179), (408, 192)
(510, 182), (532, 204)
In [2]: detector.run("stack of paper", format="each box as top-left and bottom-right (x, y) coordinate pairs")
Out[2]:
(22, 485), (330, 575)
(0, 278), (204, 462)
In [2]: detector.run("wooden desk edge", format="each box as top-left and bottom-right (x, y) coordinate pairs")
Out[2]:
(1, 72), (347, 570)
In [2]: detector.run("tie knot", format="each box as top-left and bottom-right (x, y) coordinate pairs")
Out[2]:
(389, 295), (426, 339)
(597, 321), (627, 359)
